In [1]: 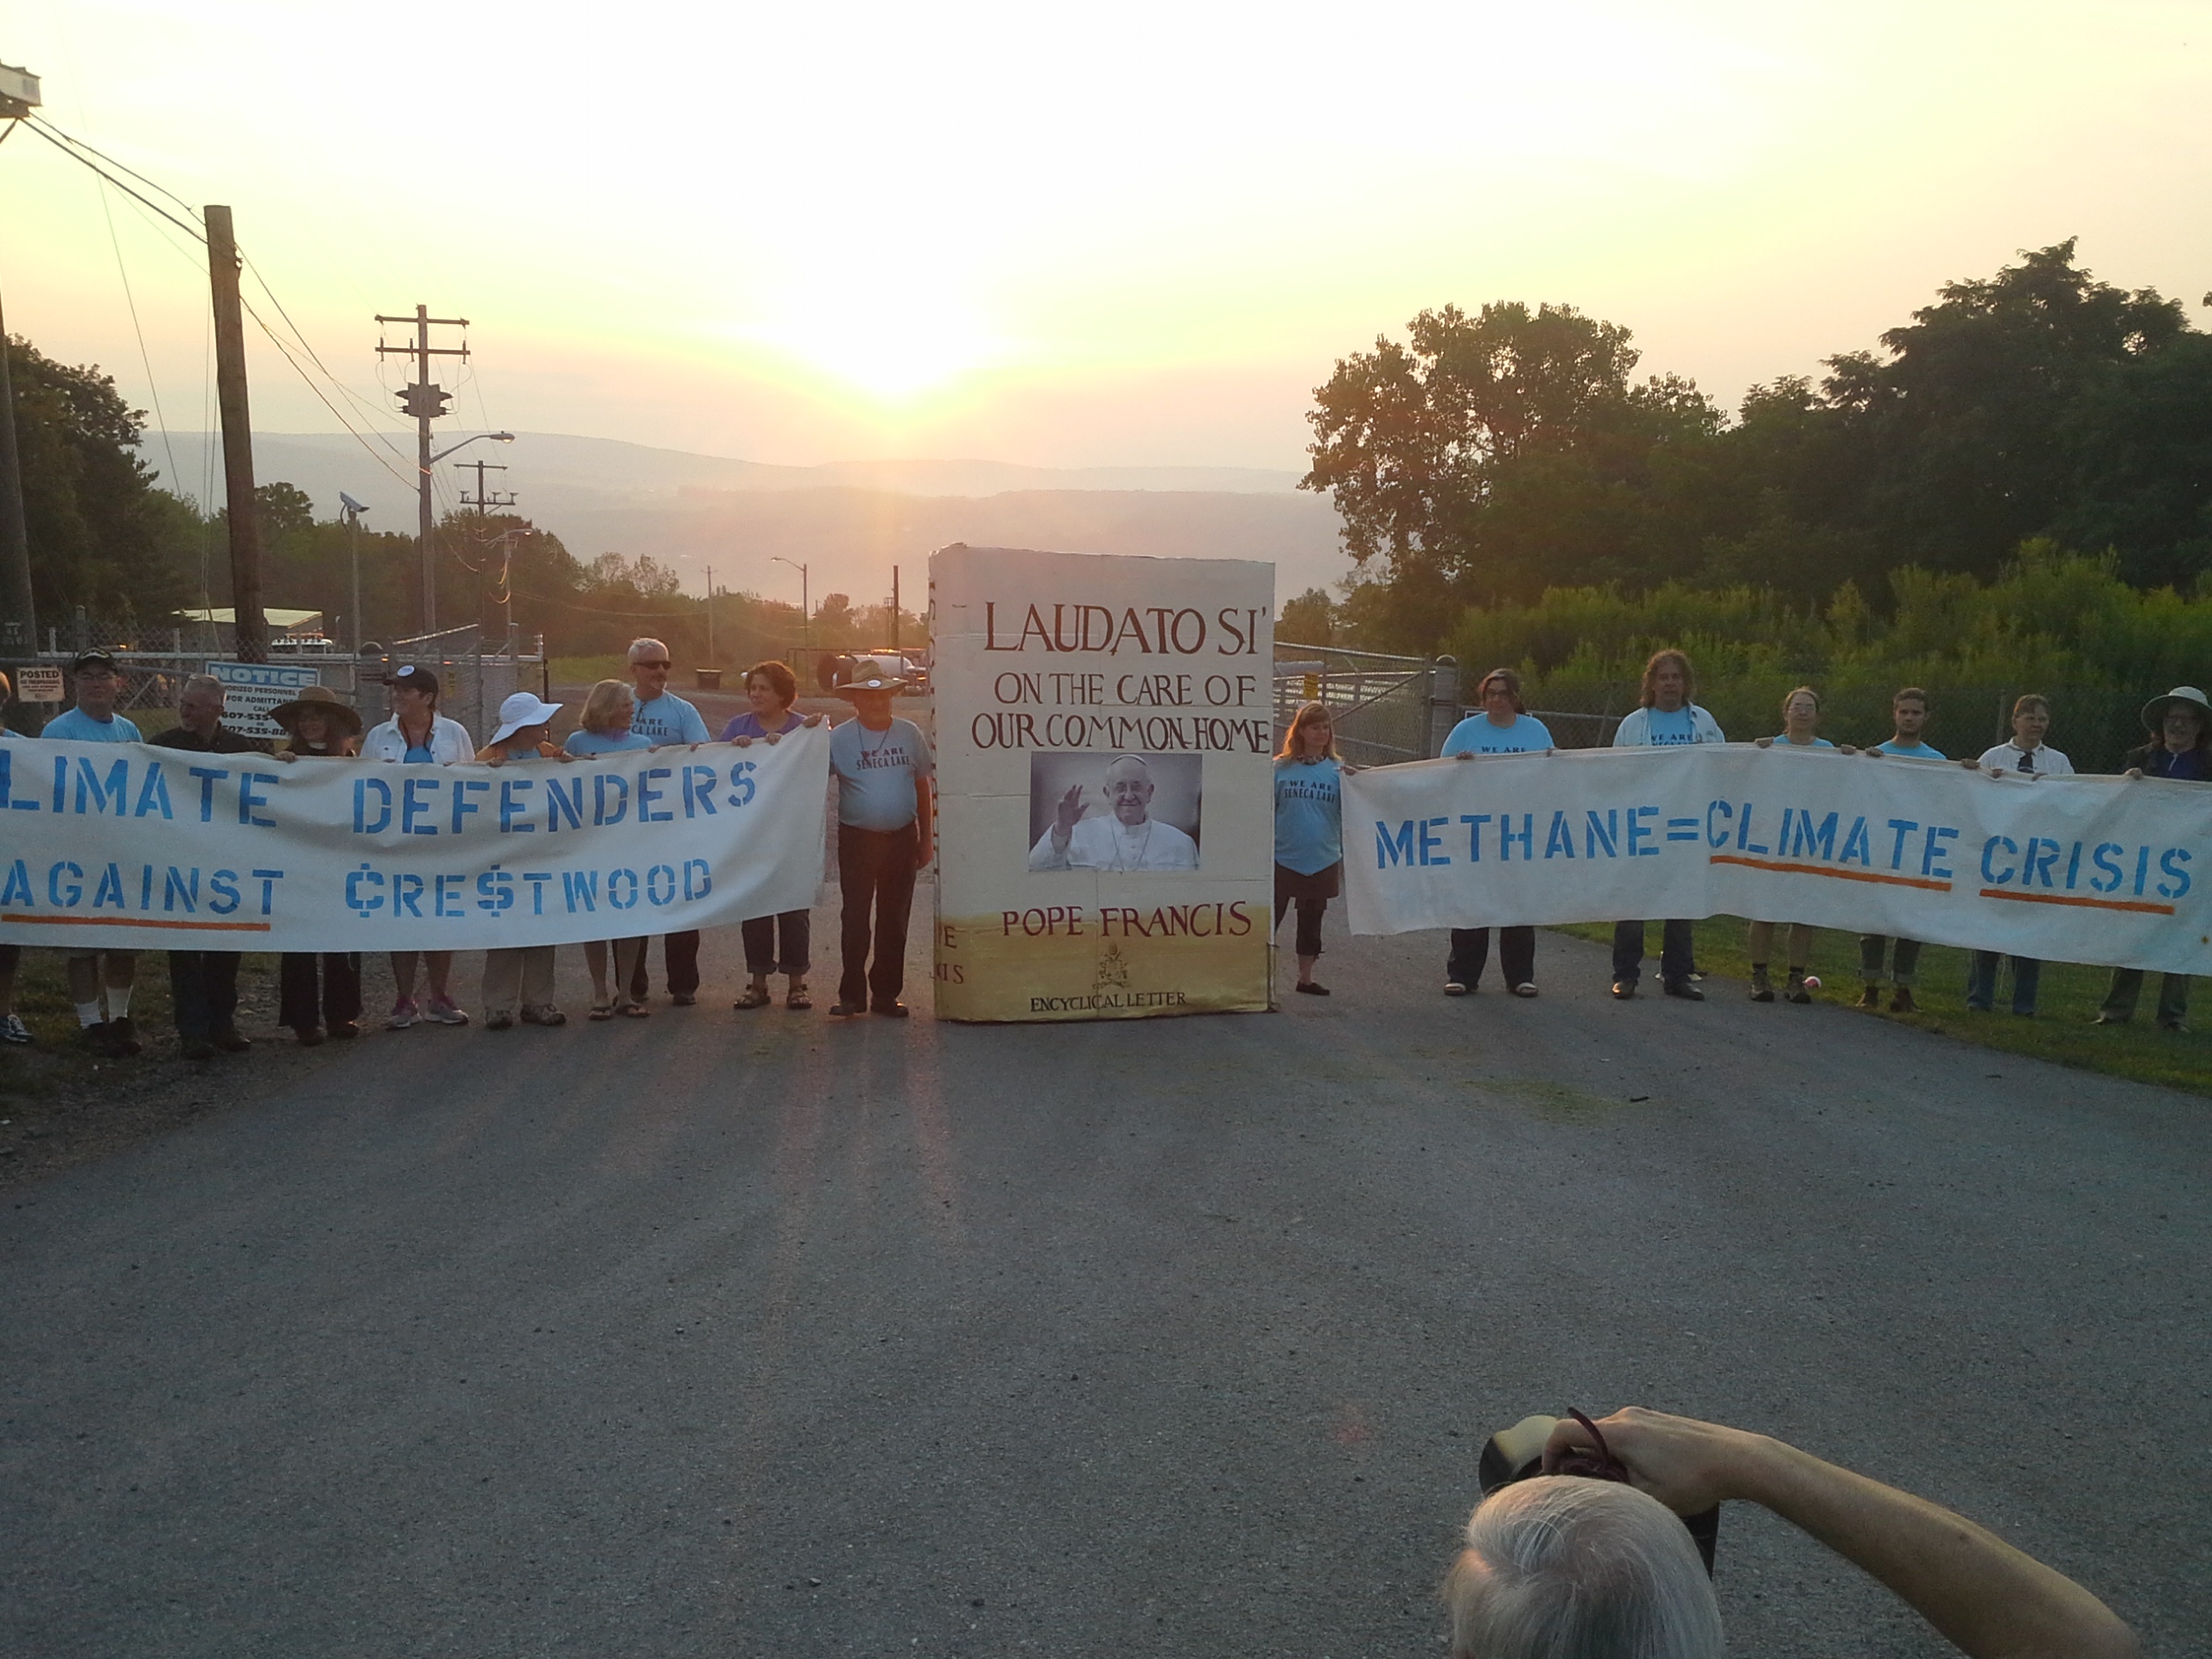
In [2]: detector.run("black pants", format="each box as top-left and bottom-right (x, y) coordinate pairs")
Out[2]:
(279, 952), (362, 1031)
(1859, 935), (1923, 985)
(627, 931), (702, 1001)
(168, 950), (241, 1041)
(1274, 893), (1327, 958)
(1612, 918), (1694, 988)
(838, 823), (918, 1009)
(741, 911), (812, 976)
(1450, 926), (1535, 988)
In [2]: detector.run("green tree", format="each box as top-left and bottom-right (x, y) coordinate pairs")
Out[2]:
(1279, 587), (1335, 645)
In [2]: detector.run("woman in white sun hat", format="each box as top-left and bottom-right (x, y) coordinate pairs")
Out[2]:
(2096, 685), (2211, 1031)
(475, 692), (573, 1030)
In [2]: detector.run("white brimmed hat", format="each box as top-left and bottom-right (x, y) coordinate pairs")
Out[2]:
(835, 657), (908, 695)
(490, 690), (563, 746)
(2140, 686), (2211, 732)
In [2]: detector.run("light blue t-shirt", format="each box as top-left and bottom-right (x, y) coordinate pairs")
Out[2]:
(1443, 713), (1554, 755)
(629, 691), (710, 747)
(43, 708), (143, 743)
(564, 727), (654, 757)
(1644, 707), (1698, 747)
(1769, 734), (1835, 748)
(1876, 739), (1947, 760)
(830, 716), (933, 831)
(1274, 757), (1343, 875)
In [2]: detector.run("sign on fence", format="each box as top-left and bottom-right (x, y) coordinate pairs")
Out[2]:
(931, 543), (1275, 1020)
(207, 661), (322, 741)
(14, 666), (62, 704)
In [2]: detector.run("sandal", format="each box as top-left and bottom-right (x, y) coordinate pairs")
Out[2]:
(732, 986), (772, 1010)
(588, 1001), (614, 1021)
(785, 986), (812, 1010)
(617, 1001), (652, 1018)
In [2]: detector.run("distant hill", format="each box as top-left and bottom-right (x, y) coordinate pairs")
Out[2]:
(145, 431), (1348, 600)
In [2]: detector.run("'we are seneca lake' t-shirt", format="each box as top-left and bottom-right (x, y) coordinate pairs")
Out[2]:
(41, 708), (143, 743)
(1875, 739), (1948, 760)
(564, 727), (654, 758)
(1643, 706), (1699, 746)
(1274, 757), (1343, 874)
(627, 691), (711, 747)
(830, 716), (933, 831)
(1442, 713), (1554, 755)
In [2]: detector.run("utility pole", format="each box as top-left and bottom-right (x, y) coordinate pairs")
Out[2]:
(891, 564), (900, 651)
(339, 494), (368, 656)
(456, 456), (513, 513)
(704, 563), (715, 665)
(204, 206), (268, 663)
(375, 304), (468, 633)
(0, 282), (36, 655)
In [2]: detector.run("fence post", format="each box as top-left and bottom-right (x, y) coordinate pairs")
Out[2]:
(1427, 655), (1459, 758)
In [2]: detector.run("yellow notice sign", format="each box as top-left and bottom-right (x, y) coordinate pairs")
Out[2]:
(929, 543), (1274, 1021)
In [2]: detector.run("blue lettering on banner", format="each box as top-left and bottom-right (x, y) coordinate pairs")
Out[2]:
(646, 864), (677, 905)
(49, 861), (82, 906)
(393, 873), (425, 918)
(189, 766), (228, 823)
(162, 868), (198, 912)
(0, 861), (30, 905)
(608, 868), (640, 910)
(92, 863), (125, 909)
(355, 777), (393, 834)
(251, 870), (284, 915)
(2091, 842), (2125, 893)
(450, 777), (489, 834)
(563, 870), (600, 912)
(1704, 800), (1731, 848)
(1840, 817), (1872, 866)
(0, 750), (33, 811)
(77, 758), (129, 817)
(639, 768), (674, 823)
(403, 776), (441, 835)
(1544, 810), (1576, 858)
(522, 873), (553, 915)
(1886, 819), (1917, 869)
(1665, 816), (1699, 842)
(1591, 809), (1621, 858)
(347, 865), (385, 914)
(1785, 810), (1839, 861)
(1923, 826), (1958, 879)
(500, 778), (535, 833)
(435, 874), (464, 918)
(2158, 848), (2192, 900)
(594, 774), (629, 827)
(1376, 820), (1416, 868)
(683, 859), (710, 900)
(1981, 836), (2017, 885)
(1734, 804), (1769, 855)
(477, 867), (516, 912)
(2135, 846), (2152, 897)
(238, 772), (279, 829)
(546, 776), (583, 831)
(726, 761), (757, 809)
(135, 766), (174, 819)
(1461, 813), (1491, 861)
(1500, 813), (1532, 861)
(208, 870), (240, 914)
(1419, 817), (1451, 866)
(682, 766), (718, 817)
(1629, 804), (1658, 856)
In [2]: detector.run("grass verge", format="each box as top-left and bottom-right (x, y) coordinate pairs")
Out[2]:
(1554, 917), (2212, 1097)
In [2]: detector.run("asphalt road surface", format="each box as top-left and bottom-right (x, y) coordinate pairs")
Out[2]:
(4, 910), (2205, 1658)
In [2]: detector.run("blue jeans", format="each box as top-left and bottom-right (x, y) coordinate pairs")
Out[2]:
(1967, 951), (2041, 1014)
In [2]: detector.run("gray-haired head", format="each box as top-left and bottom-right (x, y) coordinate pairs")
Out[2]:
(181, 673), (225, 697)
(177, 673), (228, 738)
(1444, 1478), (1723, 1659)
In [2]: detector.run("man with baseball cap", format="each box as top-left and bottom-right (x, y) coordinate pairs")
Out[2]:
(46, 651), (146, 1055)
(149, 675), (269, 1060)
(828, 658), (933, 1017)
(361, 664), (475, 1026)
(2097, 685), (2212, 1030)
(621, 639), (712, 1006)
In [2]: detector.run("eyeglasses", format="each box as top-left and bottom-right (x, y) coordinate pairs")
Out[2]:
(633, 660), (671, 671)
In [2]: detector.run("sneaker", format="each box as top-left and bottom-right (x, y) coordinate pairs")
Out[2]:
(2092, 1011), (2129, 1027)
(1662, 979), (1705, 1001)
(1610, 981), (1636, 1000)
(385, 997), (420, 1030)
(1888, 988), (1918, 1014)
(1858, 983), (1882, 1009)
(0, 1013), (30, 1045)
(873, 1001), (911, 1019)
(671, 992), (697, 1007)
(423, 994), (470, 1027)
(109, 1015), (143, 1056)
(1510, 982), (1539, 999)
(1444, 982), (1470, 997)
(1749, 967), (1774, 1003)
(519, 1003), (567, 1027)
(484, 1009), (516, 1031)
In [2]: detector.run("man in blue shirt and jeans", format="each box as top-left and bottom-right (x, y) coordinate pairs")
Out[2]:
(828, 659), (934, 1018)
(622, 638), (713, 1006)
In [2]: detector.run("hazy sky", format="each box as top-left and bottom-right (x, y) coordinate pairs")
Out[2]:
(5, 1), (2209, 476)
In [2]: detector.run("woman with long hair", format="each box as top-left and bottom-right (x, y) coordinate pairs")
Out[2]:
(724, 660), (824, 1012)
(270, 687), (366, 1043)
(1607, 649), (1726, 1000)
(1274, 701), (1346, 996)
(1438, 667), (1554, 997)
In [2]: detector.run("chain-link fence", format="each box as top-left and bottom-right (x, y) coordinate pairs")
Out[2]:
(1274, 644), (1459, 764)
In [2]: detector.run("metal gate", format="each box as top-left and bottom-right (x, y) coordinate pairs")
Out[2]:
(1274, 643), (1459, 765)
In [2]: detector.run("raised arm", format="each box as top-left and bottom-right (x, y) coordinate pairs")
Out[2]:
(1545, 1409), (2136, 1659)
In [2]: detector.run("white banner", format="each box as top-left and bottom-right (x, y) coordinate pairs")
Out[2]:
(0, 729), (829, 952)
(1345, 745), (2211, 975)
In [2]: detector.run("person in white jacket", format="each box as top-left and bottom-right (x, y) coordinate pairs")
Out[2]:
(359, 665), (477, 1027)
(1609, 650), (1725, 1000)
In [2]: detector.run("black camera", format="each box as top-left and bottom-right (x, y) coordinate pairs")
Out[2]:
(1478, 1413), (1720, 1574)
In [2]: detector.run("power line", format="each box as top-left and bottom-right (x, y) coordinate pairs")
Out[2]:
(88, 166), (182, 498)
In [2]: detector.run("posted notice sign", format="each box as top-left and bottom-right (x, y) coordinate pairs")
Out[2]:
(930, 543), (1274, 1021)
(207, 660), (322, 741)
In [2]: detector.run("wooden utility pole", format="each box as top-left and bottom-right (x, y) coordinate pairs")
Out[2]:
(203, 205), (268, 663)
(375, 305), (468, 634)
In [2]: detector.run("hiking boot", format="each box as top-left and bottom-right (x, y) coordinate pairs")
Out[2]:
(484, 1009), (516, 1031)
(1888, 988), (1918, 1014)
(1858, 983), (1882, 1009)
(78, 1020), (115, 1056)
(108, 1015), (143, 1056)
(1784, 972), (1813, 1005)
(1749, 966), (1774, 1003)
(519, 1003), (567, 1027)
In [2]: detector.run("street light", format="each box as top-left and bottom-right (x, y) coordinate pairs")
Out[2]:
(419, 432), (513, 632)
(771, 556), (809, 651)
(339, 491), (369, 657)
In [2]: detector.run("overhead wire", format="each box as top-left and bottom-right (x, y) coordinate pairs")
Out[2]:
(89, 164), (183, 498)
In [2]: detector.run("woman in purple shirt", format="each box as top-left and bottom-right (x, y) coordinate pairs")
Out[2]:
(724, 661), (824, 1010)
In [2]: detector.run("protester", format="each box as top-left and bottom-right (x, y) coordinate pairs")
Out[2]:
(1747, 685), (1836, 1004)
(475, 693), (570, 1031)
(829, 658), (933, 1017)
(1858, 687), (1946, 1012)
(0, 672), (23, 1046)
(149, 675), (269, 1059)
(725, 660), (824, 1012)
(623, 638), (710, 1007)
(2096, 685), (2210, 1031)
(270, 688), (365, 1045)
(1274, 701), (1345, 997)
(1029, 753), (1199, 871)
(361, 664), (474, 1029)
(563, 679), (654, 1019)
(1440, 668), (1553, 998)
(1966, 695), (2073, 1015)
(1446, 1406), (2138, 1659)
(45, 650), (144, 1054)
(1608, 650), (1724, 1001)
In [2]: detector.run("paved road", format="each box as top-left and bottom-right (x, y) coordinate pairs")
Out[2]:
(4, 911), (2205, 1657)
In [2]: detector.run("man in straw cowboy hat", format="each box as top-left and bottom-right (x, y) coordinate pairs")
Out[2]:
(270, 687), (368, 1043)
(149, 674), (270, 1060)
(828, 658), (933, 1018)
(2096, 684), (2212, 1031)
